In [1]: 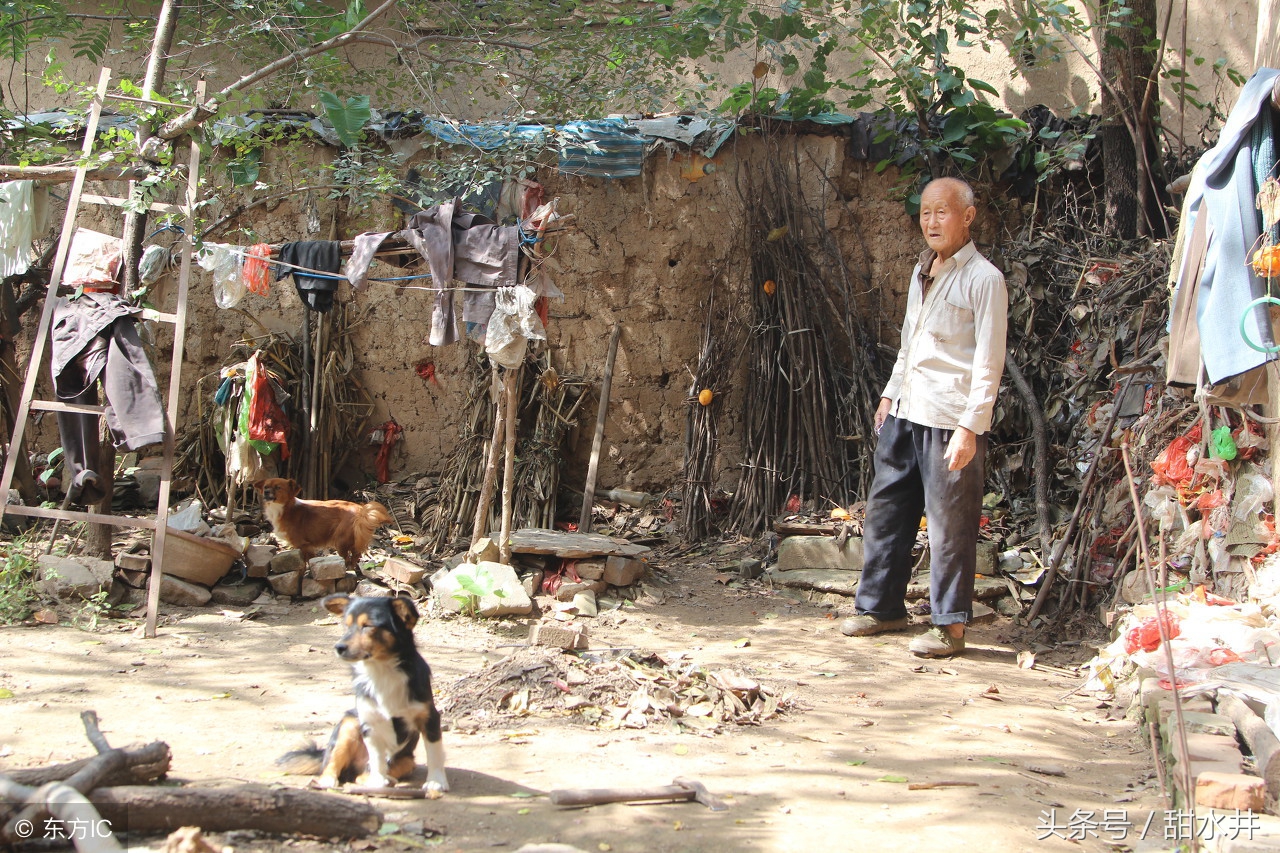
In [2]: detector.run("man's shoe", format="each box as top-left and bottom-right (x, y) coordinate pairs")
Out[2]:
(840, 614), (910, 637)
(909, 626), (966, 657)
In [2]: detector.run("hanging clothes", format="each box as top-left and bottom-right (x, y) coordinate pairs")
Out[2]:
(50, 292), (165, 504)
(0, 180), (46, 278)
(1168, 67), (1280, 387)
(275, 240), (342, 313)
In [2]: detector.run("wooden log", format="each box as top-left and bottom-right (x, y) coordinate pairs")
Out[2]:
(4, 741), (171, 787)
(88, 784), (383, 838)
(1216, 693), (1280, 797)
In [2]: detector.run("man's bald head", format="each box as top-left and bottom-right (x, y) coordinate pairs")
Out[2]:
(923, 177), (975, 209)
(918, 177), (977, 260)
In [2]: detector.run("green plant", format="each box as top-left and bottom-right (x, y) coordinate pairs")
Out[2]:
(0, 535), (41, 624)
(451, 563), (508, 617)
(73, 588), (114, 632)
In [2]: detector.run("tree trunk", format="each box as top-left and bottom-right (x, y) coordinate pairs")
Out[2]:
(1098, 0), (1163, 240)
(1, 279), (39, 505)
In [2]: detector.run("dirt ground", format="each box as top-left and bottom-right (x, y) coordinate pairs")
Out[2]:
(0, 546), (1164, 853)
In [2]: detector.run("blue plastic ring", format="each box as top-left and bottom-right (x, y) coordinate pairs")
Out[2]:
(1240, 296), (1280, 353)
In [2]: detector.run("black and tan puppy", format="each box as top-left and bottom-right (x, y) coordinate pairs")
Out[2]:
(310, 593), (448, 793)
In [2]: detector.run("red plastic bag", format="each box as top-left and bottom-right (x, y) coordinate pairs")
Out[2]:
(243, 243), (272, 296)
(1151, 424), (1202, 488)
(1124, 611), (1181, 654)
(247, 359), (289, 448)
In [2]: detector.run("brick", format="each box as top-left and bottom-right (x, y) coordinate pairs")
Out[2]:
(530, 622), (589, 650)
(308, 555), (348, 581)
(603, 555), (646, 586)
(382, 557), (427, 585)
(1195, 771), (1267, 811)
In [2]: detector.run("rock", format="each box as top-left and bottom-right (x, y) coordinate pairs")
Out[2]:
(270, 549), (306, 575)
(738, 558), (764, 580)
(971, 600), (997, 623)
(37, 555), (113, 600)
(1194, 771), (1267, 811)
(573, 558), (606, 580)
(299, 577), (326, 599)
(521, 569), (544, 599)
(381, 557), (427, 585)
(1161, 710), (1236, 738)
(603, 555), (646, 586)
(469, 537), (501, 564)
(907, 573), (1006, 601)
(243, 544), (274, 578)
(433, 561), (533, 617)
(765, 567), (860, 596)
(998, 549), (1024, 573)
(355, 579), (386, 597)
(335, 573), (359, 593)
(159, 575), (213, 607)
(268, 571), (302, 597)
(497, 528), (651, 559)
(571, 591), (598, 617)
(529, 622), (588, 650)
(775, 535), (864, 571)
(1025, 762), (1067, 777)
(308, 555), (349, 581)
(115, 552), (151, 573)
(995, 597), (1023, 617)
(210, 579), (267, 606)
(443, 552), (468, 571)
(555, 579), (608, 602)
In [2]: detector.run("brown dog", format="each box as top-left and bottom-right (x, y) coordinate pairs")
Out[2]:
(253, 477), (392, 570)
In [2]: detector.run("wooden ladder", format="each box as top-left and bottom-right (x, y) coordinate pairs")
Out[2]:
(0, 67), (203, 637)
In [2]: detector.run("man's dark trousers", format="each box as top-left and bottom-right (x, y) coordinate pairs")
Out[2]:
(854, 415), (986, 627)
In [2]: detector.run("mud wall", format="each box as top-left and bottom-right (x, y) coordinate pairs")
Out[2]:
(14, 128), (1022, 502)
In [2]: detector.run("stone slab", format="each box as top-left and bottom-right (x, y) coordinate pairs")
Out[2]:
(603, 555), (645, 586)
(775, 535), (864, 571)
(530, 622), (589, 650)
(381, 557), (427, 585)
(210, 579), (267, 607)
(308, 555), (349, 581)
(765, 567), (860, 596)
(1195, 771), (1267, 812)
(159, 575), (213, 607)
(37, 555), (113, 600)
(495, 528), (651, 559)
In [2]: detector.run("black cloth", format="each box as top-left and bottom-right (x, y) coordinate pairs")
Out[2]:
(275, 241), (343, 313)
(51, 294), (165, 505)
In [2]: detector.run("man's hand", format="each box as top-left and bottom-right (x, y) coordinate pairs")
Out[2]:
(944, 427), (977, 471)
(874, 398), (892, 435)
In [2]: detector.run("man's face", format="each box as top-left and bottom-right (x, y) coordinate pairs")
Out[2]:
(918, 183), (976, 259)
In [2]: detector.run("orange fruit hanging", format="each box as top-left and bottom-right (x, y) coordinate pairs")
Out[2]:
(698, 389), (714, 406)
(763, 279), (777, 295)
(1251, 245), (1280, 278)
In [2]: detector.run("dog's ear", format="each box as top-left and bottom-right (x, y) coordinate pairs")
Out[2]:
(287, 479), (302, 495)
(390, 595), (419, 631)
(322, 594), (351, 616)
(251, 479), (266, 492)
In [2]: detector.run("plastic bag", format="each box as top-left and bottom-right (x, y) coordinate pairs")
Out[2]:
(485, 285), (546, 368)
(1124, 611), (1181, 653)
(138, 244), (170, 286)
(199, 243), (246, 309)
(243, 243), (271, 296)
(1211, 425), (1239, 461)
(1151, 424), (1202, 489)
(1233, 468), (1274, 519)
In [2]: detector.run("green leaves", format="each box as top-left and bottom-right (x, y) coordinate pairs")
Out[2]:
(315, 89), (371, 148)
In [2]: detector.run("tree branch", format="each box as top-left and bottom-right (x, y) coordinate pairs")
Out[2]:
(157, 0), (400, 140)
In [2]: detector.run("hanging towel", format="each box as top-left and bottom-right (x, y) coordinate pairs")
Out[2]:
(0, 180), (39, 277)
(276, 241), (343, 313)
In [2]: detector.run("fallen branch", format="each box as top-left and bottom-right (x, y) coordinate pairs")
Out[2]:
(3, 741), (171, 788)
(89, 785), (382, 838)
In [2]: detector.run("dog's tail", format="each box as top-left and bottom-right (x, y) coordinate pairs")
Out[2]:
(275, 741), (324, 775)
(358, 501), (393, 535)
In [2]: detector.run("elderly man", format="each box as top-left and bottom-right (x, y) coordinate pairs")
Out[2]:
(841, 177), (1008, 658)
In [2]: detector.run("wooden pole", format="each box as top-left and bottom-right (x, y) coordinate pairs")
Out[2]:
(498, 365), (522, 563)
(579, 323), (621, 533)
(470, 365), (505, 550)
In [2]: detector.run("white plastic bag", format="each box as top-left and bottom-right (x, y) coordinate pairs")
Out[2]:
(485, 285), (546, 369)
(198, 243), (246, 309)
